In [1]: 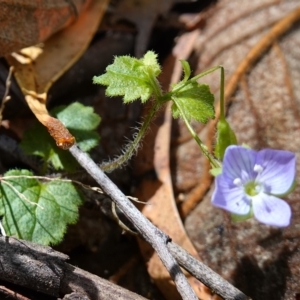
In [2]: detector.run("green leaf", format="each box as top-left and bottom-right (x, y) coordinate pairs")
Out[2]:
(52, 102), (100, 151)
(141, 51), (161, 76)
(93, 51), (161, 103)
(180, 60), (191, 83)
(21, 121), (53, 160)
(0, 170), (83, 245)
(214, 118), (237, 160)
(21, 102), (100, 172)
(171, 83), (215, 123)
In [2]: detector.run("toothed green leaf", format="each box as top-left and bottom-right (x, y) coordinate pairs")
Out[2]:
(0, 169), (83, 245)
(171, 82), (215, 123)
(93, 51), (161, 103)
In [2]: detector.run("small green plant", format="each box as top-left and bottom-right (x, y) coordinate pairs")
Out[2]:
(93, 51), (225, 170)
(0, 51), (295, 247)
(94, 51), (296, 227)
(0, 102), (100, 245)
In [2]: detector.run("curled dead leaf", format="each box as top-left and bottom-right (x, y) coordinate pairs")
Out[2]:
(5, 0), (108, 149)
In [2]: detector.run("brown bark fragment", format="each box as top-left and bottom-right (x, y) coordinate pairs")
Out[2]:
(45, 117), (75, 150)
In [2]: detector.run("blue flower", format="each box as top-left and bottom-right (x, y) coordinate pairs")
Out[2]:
(212, 145), (296, 227)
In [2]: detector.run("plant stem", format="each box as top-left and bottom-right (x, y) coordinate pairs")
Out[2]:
(170, 66), (223, 96)
(190, 65), (222, 82)
(148, 69), (163, 100)
(100, 69), (164, 172)
(191, 64), (225, 121)
(100, 101), (161, 172)
(170, 65), (226, 168)
(219, 66), (225, 121)
(172, 97), (219, 168)
(69, 144), (198, 300)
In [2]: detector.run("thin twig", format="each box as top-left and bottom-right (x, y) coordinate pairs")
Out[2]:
(0, 66), (14, 123)
(69, 143), (250, 299)
(111, 202), (138, 236)
(168, 242), (251, 300)
(0, 285), (30, 300)
(69, 144), (198, 300)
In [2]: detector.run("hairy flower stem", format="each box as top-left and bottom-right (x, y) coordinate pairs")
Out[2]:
(100, 101), (161, 172)
(173, 65), (226, 168)
(172, 97), (219, 168)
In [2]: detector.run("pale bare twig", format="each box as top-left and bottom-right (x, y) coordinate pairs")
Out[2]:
(111, 202), (138, 236)
(69, 144), (199, 300)
(69, 144), (251, 300)
(0, 66), (14, 123)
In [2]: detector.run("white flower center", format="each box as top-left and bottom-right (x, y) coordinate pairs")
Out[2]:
(233, 164), (265, 196)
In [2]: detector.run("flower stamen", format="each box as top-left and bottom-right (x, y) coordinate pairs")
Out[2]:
(254, 164), (263, 173)
(233, 178), (242, 186)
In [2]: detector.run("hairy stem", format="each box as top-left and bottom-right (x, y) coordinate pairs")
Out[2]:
(171, 65), (226, 168)
(100, 101), (161, 172)
(148, 69), (163, 100)
(172, 97), (219, 168)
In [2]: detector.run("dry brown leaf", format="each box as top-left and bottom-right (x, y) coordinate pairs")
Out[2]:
(0, 0), (91, 57)
(169, 1), (300, 299)
(113, 0), (191, 57)
(5, 0), (108, 149)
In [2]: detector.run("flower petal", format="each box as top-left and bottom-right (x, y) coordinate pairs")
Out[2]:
(256, 149), (296, 194)
(212, 175), (251, 215)
(222, 146), (257, 183)
(252, 193), (291, 227)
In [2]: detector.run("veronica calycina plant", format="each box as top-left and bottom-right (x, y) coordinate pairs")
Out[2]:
(93, 51), (219, 170)
(93, 51), (296, 227)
